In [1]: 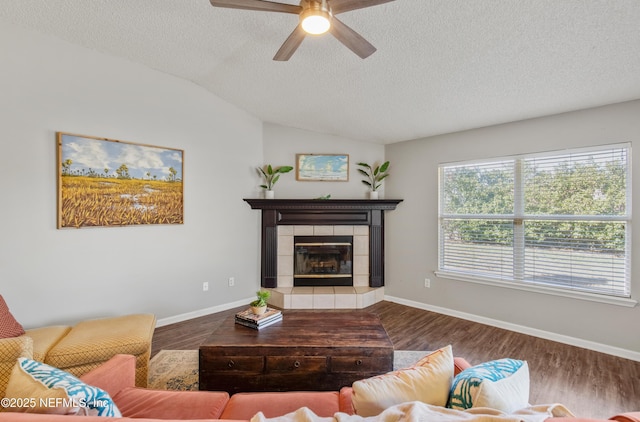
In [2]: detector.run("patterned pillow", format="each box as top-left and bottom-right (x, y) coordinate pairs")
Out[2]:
(3, 360), (77, 414)
(13, 358), (121, 417)
(448, 358), (529, 413)
(352, 345), (454, 417)
(0, 295), (25, 338)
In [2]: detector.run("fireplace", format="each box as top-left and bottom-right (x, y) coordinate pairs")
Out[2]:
(244, 199), (403, 289)
(294, 236), (353, 287)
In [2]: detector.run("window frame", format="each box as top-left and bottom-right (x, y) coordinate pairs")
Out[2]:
(436, 143), (636, 308)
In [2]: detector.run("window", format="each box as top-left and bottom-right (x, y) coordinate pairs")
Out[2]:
(438, 144), (631, 300)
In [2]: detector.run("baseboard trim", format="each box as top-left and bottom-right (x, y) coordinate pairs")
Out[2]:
(384, 295), (640, 363)
(155, 297), (253, 327)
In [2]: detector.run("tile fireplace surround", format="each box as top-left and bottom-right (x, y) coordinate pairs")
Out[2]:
(244, 198), (403, 310)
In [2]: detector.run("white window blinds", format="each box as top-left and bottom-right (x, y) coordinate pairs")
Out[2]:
(439, 144), (630, 298)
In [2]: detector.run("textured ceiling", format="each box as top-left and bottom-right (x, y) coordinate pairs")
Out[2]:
(1, 0), (639, 144)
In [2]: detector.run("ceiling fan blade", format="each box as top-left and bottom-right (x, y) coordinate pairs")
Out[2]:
(210, 0), (301, 14)
(329, 0), (395, 15)
(273, 25), (306, 61)
(329, 16), (376, 59)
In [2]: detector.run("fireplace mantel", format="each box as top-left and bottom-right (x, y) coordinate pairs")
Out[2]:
(244, 198), (403, 289)
(244, 198), (403, 211)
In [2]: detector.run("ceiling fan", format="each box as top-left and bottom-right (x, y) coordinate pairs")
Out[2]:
(209, 0), (395, 61)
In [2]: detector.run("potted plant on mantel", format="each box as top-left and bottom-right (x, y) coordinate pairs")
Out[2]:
(357, 161), (390, 199)
(250, 290), (271, 316)
(258, 164), (294, 199)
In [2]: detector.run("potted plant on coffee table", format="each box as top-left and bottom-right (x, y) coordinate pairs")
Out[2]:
(258, 164), (294, 199)
(250, 290), (271, 315)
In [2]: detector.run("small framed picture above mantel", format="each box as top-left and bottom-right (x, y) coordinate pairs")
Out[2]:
(296, 154), (349, 182)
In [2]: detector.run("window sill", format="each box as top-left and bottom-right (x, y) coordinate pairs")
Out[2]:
(434, 271), (638, 308)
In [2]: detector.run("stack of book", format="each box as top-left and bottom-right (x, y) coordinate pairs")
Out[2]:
(235, 307), (283, 330)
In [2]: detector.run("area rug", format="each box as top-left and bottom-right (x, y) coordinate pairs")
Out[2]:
(148, 349), (430, 391)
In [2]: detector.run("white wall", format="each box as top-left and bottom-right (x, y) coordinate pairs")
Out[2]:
(260, 123), (386, 199)
(385, 100), (640, 358)
(0, 23), (263, 328)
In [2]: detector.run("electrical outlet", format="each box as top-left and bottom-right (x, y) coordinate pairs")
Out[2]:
(202, 282), (209, 292)
(228, 277), (235, 287)
(424, 278), (431, 288)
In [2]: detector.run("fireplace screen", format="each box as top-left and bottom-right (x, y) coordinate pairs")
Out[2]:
(294, 236), (353, 286)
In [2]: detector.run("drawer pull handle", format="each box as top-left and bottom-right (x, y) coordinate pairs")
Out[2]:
(293, 361), (301, 368)
(356, 359), (363, 366)
(227, 360), (235, 368)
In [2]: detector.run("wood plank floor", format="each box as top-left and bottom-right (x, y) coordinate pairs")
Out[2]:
(152, 301), (640, 419)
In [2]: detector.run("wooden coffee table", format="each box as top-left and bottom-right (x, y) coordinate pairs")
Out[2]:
(199, 310), (393, 393)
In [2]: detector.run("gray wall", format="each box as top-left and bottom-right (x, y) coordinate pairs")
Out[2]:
(0, 23), (263, 328)
(384, 100), (640, 359)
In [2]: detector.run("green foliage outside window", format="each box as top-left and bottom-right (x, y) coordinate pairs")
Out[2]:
(442, 156), (626, 253)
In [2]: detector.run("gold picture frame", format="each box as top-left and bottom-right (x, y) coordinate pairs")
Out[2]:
(296, 154), (349, 181)
(57, 132), (184, 228)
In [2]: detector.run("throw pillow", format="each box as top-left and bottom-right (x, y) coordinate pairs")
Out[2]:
(0, 295), (25, 338)
(3, 361), (77, 414)
(7, 358), (121, 417)
(351, 345), (454, 417)
(448, 358), (529, 413)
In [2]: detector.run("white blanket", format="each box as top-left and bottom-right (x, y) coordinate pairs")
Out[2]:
(251, 402), (575, 422)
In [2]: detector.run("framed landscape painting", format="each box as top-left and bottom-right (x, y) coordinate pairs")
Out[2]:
(296, 154), (349, 181)
(57, 132), (184, 228)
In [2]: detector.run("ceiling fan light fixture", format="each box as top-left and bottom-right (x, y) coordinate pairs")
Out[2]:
(210, 0), (389, 60)
(300, 10), (331, 35)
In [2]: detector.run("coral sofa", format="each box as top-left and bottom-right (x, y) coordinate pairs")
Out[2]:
(1, 354), (638, 422)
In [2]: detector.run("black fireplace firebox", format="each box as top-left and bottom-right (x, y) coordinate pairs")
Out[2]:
(294, 236), (353, 287)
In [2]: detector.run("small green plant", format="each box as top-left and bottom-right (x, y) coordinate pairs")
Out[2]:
(357, 161), (390, 191)
(258, 165), (294, 190)
(250, 290), (271, 307)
